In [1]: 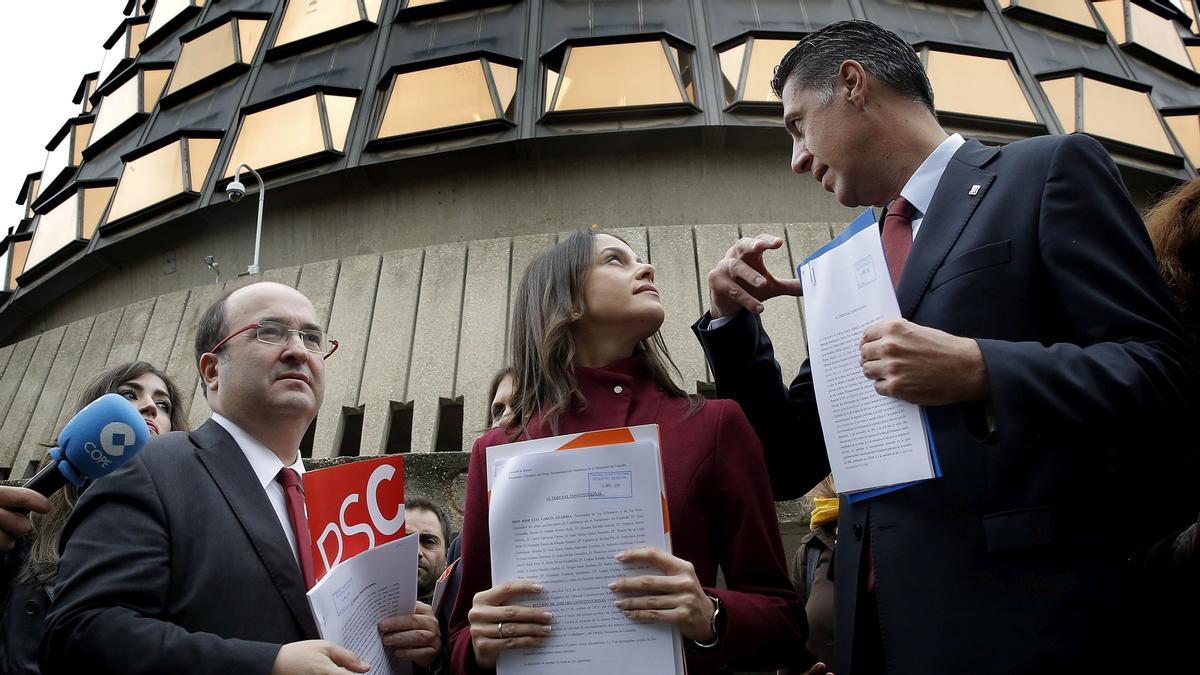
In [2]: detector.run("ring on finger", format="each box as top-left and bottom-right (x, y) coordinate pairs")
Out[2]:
(497, 621), (505, 639)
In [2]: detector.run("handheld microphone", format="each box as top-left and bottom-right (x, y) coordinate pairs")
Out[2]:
(24, 393), (152, 497)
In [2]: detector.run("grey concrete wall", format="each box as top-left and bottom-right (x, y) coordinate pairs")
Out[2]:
(0, 223), (832, 478)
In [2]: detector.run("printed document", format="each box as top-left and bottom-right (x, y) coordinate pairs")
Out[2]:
(307, 532), (419, 675)
(486, 426), (685, 675)
(797, 210), (939, 497)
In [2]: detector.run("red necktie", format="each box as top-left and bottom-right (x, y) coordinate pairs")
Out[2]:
(276, 468), (316, 589)
(881, 196), (917, 288)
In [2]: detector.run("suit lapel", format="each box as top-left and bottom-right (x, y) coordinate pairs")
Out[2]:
(895, 140), (998, 318)
(190, 419), (319, 638)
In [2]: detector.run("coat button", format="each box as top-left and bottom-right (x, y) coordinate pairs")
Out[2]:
(24, 600), (39, 616)
(852, 523), (864, 540)
(613, 385), (623, 394)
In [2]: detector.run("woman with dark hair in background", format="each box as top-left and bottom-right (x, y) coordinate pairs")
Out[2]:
(1136, 181), (1200, 667)
(0, 361), (188, 674)
(448, 229), (813, 674)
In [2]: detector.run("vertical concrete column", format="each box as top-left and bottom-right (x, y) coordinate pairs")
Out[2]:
(506, 234), (557, 360)
(455, 238), (511, 451)
(359, 248), (423, 455)
(107, 297), (157, 366)
(0, 327), (65, 471)
(0, 344), (15, 380)
(646, 225), (707, 392)
(164, 285), (224, 423)
(785, 223), (837, 355)
(137, 289), (190, 370)
(54, 307), (124, 433)
(693, 224), (742, 384)
(407, 243), (467, 454)
(0, 336), (40, 476)
(312, 254), (382, 458)
(14, 318), (93, 476)
(741, 224), (806, 378)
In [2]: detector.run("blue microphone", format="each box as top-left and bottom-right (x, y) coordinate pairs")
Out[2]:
(24, 393), (152, 497)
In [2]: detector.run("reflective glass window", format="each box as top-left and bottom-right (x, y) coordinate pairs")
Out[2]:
(168, 18), (267, 96)
(71, 122), (94, 167)
(23, 185), (114, 276)
(1040, 75), (1174, 154)
(91, 68), (171, 147)
(925, 50), (1037, 123)
(80, 77), (97, 114)
(107, 137), (220, 221)
(23, 178), (41, 221)
(999, 0), (1098, 29)
(224, 93), (358, 177)
(547, 40), (695, 112)
(1165, 113), (1200, 164)
(6, 238), (30, 291)
(146, 0), (205, 41)
(126, 21), (149, 59)
(376, 60), (517, 139)
(1095, 0), (1193, 69)
(0, 248), (8, 292)
(274, 0), (383, 49)
(717, 38), (798, 105)
(42, 135), (73, 190)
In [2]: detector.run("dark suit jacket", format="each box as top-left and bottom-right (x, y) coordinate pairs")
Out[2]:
(694, 134), (1200, 675)
(448, 357), (809, 674)
(41, 420), (319, 675)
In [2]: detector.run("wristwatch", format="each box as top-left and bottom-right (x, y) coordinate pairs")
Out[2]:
(689, 593), (725, 650)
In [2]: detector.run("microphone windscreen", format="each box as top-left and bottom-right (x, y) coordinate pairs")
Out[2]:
(57, 393), (151, 481)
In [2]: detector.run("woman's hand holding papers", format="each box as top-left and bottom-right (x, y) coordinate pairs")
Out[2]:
(378, 602), (441, 667)
(610, 548), (719, 644)
(469, 579), (553, 667)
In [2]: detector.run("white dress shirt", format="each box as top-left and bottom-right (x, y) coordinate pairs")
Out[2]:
(211, 412), (307, 565)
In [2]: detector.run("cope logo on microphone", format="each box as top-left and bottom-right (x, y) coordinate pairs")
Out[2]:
(100, 422), (137, 456)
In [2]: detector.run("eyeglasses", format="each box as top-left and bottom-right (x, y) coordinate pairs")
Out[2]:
(209, 320), (340, 359)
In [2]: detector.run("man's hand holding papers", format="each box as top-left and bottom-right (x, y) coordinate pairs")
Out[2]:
(378, 602), (442, 667)
(859, 318), (990, 405)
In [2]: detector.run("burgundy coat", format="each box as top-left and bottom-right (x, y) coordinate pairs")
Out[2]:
(447, 358), (809, 674)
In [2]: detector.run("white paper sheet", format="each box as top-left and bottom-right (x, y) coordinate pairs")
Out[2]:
(306, 532), (419, 675)
(798, 211), (936, 494)
(487, 436), (685, 675)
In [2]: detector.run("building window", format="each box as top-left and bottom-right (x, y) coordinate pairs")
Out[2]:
(76, 74), (99, 115)
(717, 37), (795, 108)
(923, 48), (1038, 124)
(1094, 0), (1194, 71)
(18, 174), (42, 222)
(544, 39), (696, 114)
(22, 184), (115, 278)
(1039, 73), (1174, 155)
(166, 17), (268, 100)
(4, 234), (31, 293)
(224, 92), (359, 177)
(1169, 0), (1198, 32)
(90, 67), (172, 150)
(107, 136), (221, 225)
(145, 0), (205, 43)
(998, 0), (1099, 30)
(375, 58), (517, 141)
(41, 118), (92, 197)
(273, 0), (384, 52)
(1164, 111), (1200, 165)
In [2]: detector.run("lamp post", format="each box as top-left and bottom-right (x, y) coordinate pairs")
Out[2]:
(226, 163), (265, 275)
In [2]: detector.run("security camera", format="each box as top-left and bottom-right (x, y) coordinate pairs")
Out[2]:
(226, 179), (246, 202)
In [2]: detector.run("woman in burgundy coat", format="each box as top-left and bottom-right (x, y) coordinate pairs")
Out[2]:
(447, 229), (813, 674)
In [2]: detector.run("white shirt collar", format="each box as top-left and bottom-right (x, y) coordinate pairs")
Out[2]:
(896, 133), (965, 218)
(210, 412), (305, 490)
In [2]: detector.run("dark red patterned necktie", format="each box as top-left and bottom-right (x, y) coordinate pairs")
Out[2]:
(881, 196), (917, 288)
(276, 468), (316, 589)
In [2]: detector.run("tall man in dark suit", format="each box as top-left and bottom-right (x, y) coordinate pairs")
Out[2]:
(693, 20), (1200, 675)
(43, 281), (440, 674)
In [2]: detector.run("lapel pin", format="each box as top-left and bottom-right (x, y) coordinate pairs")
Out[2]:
(968, 184), (981, 196)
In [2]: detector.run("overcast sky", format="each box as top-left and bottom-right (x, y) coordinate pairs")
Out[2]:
(1, 1), (126, 228)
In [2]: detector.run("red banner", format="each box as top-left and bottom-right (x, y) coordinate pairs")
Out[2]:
(304, 455), (406, 581)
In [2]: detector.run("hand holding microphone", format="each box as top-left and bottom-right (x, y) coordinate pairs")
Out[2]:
(0, 487), (49, 552)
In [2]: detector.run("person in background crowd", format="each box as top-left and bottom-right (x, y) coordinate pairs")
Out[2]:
(449, 229), (816, 674)
(1133, 178), (1200, 670)
(692, 19), (1199, 675)
(0, 362), (187, 675)
(406, 496), (451, 605)
(42, 281), (438, 675)
(488, 367), (515, 428)
(789, 476), (837, 673)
